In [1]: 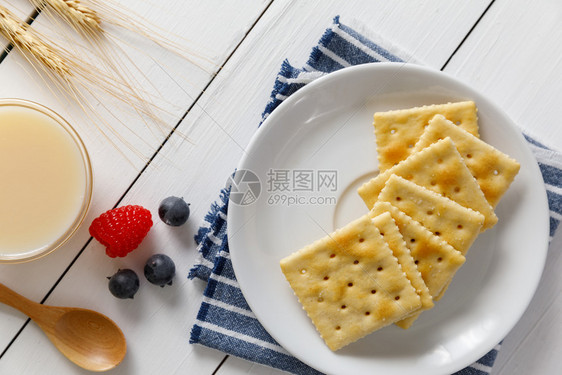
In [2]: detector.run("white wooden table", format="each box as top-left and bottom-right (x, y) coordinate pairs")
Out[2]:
(0, 1), (560, 374)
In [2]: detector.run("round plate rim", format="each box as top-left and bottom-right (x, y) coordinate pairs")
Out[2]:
(227, 62), (549, 375)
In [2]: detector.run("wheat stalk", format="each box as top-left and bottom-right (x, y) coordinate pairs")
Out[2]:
(33, 0), (102, 34)
(0, 5), (71, 76)
(0, 1), (197, 163)
(77, 0), (215, 73)
(0, 5), (163, 163)
(31, 0), (200, 140)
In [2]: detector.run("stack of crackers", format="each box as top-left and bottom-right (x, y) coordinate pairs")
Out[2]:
(280, 101), (520, 351)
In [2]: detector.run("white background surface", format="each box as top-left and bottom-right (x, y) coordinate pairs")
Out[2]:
(0, 1), (560, 374)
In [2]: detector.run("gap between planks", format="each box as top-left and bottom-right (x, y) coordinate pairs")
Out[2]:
(440, 0), (496, 71)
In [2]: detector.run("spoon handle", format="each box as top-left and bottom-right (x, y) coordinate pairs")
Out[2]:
(0, 283), (48, 322)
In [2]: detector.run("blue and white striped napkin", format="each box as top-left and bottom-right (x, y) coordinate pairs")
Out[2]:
(189, 16), (562, 375)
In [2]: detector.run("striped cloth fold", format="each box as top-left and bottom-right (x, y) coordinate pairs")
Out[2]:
(188, 16), (562, 375)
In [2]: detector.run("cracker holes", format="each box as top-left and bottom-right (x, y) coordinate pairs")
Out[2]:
(430, 180), (437, 186)
(377, 266), (383, 271)
(335, 326), (341, 331)
(395, 296), (400, 301)
(414, 260), (419, 265)
(359, 238), (365, 243)
(347, 282), (353, 287)
(410, 238), (416, 243)
(437, 158), (443, 164)
(330, 253), (336, 258)
(300, 269), (307, 274)
(466, 153), (473, 159)
(317, 297), (324, 302)
(405, 174), (413, 180)
(365, 311), (371, 316)
(493, 169), (500, 175)
(454, 186), (461, 193)
(457, 224), (463, 229)
(353, 260), (359, 265)
(341, 305), (347, 309)
(455, 120), (461, 125)
(437, 257), (443, 263)
(371, 289), (377, 294)
(426, 210), (433, 215)
(390, 129), (396, 134)
(395, 196), (402, 201)
(380, 232), (385, 236)
(434, 231), (441, 236)
(323, 276), (329, 281)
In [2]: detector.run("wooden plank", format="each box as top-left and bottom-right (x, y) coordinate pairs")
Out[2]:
(493, 231), (562, 375)
(443, 1), (562, 374)
(0, 0), (270, 355)
(444, 0), (562, 148)
(215, 355), (286, 375)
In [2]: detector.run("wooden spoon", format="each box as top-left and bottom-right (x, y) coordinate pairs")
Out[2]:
(0, 283), (126, 372)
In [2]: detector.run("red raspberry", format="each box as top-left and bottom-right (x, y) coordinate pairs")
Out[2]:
(89, 205), (153, 258)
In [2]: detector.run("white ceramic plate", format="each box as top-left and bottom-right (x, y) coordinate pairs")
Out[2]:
(227, 63), (549, 375)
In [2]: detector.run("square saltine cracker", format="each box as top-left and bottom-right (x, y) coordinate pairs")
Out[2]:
(374, 101), (479, 171)
(280, 215), (422, 351)
(413, 114), (520, 207)
(359, 137), (497, 230)
(377, 175), (484, 255)
(371, 212), (434, 329)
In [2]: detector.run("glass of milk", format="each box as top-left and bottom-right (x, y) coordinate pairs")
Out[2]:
(0, 99), (93, 263)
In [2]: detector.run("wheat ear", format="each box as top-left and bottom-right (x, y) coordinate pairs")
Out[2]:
(33, 0), (197, 140)
(0, 6), (71, 76)
(34, 0), (102, 34)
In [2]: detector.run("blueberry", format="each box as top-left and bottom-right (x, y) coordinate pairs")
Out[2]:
(158, 196), (190, 226)
(144, 254), (176, 287)
(107, 269), (139, 299)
